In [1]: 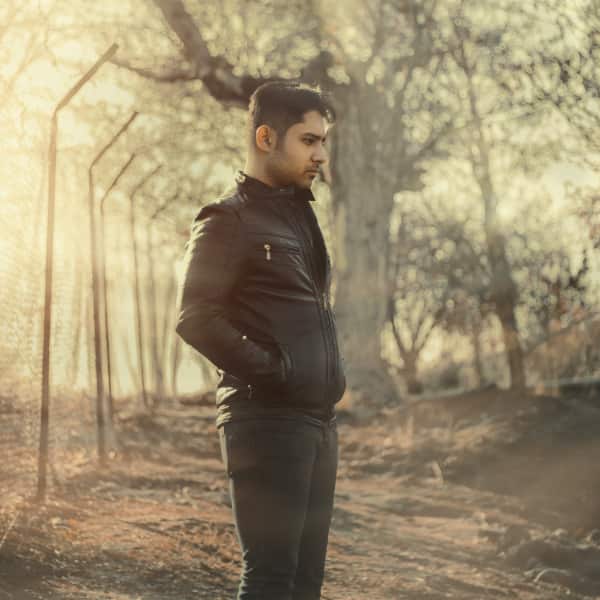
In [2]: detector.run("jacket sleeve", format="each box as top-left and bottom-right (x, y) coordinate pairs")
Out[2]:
(175, 204), (285, 387)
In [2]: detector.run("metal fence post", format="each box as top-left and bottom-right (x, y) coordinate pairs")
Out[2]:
(88, 112), (138, 465)
(99, 150), (137, 426)
(37, 43), (118, 502)
(130, 165), (162, 410)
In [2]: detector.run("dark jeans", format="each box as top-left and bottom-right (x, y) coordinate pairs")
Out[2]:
(218, 415), (338, 600)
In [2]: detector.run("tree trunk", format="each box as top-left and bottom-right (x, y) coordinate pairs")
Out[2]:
(161, 270), (178, 397)
(69, 251), (83, 387)
(130, 196), (149, 409)
(463, 49), (527, 390)
(480, 191), (526, 389)
(402, 351), (423, 395)
(171, 334), (181, 401)
(147, 226), (165, 403)
(470, 313), (484, 387)
(495, 295), (526, 388)
(329, 92), (400, 413)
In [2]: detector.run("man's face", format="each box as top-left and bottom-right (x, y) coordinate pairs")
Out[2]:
(266, 110), (330, 189)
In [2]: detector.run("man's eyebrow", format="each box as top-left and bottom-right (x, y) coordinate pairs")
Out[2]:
(302, 132), (327, 140)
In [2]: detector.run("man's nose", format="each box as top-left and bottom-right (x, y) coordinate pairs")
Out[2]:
(312, 143), (328, 164)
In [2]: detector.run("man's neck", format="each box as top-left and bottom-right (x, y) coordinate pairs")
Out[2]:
(242, 164), (280, 189)
(237, 168), (317, 203)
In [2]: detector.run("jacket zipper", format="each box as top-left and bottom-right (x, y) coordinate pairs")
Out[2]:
(323, 292), (340, 386)
(287, 201), (331, 396)
(304, 204), (339, 389)
(262, 242), (301, 260)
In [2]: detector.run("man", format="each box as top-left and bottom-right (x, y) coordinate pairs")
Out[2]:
(175, 80), (346, 600)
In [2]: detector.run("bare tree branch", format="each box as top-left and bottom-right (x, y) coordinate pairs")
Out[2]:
(152, 0), (212, 75)
(109, 58), (196, 83)
(112, 0), (337, 109)
(148, 0), (268, 106)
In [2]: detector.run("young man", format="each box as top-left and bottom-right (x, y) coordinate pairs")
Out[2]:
(175, 81), (346, 600)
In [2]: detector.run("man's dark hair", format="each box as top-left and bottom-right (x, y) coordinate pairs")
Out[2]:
(247, 81), (336, 149)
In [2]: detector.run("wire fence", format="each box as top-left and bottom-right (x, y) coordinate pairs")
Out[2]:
(0, 151), (98, 524)
(2, 48), (599, 557)
(3, 147), (599, 510)
(0, 152), (45, 511)
(0, 167), (186, 514)
(0, 47), (118, 526)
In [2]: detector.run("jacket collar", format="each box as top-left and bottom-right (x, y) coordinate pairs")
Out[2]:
(235, 170), (315, 202)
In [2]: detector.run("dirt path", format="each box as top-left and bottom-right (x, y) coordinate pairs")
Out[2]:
(0, 399), (593, 599)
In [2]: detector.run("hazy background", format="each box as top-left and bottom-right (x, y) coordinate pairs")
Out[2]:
(2, 0), (600, 462)
(3, 4), (600, 597)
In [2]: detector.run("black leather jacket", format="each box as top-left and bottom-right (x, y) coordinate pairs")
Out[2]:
(176, 170), (346, 428)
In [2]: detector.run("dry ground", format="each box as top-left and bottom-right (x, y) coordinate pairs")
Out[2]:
(2, 387), (600, 599)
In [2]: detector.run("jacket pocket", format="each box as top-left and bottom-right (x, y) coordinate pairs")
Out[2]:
(281, 329), (327, 406)
(241, 334), (293, 393)
(261, 338), (294, 391)
(277, 341), (294, 386)
(251, 238), (302, 261)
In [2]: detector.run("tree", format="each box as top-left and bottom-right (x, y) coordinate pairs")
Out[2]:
(502, 1), (600, 154)
(385, 192), (488, 393)
(454, 44), (525, 386)
(419, 0), (576, 389)
(109, 0), (458, 411)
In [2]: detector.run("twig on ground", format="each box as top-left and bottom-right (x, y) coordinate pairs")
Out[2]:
(0, 504), (23, 553)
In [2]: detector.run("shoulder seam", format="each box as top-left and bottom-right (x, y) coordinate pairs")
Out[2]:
(193, 191), (246, 223)
(207, 189), (246, 219)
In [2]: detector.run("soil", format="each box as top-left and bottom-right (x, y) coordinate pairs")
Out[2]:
(2, 386), (600, 599)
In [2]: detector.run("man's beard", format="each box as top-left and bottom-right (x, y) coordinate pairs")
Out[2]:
(267, 150), (304, 189)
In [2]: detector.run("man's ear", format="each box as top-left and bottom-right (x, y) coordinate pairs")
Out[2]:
(255, 125), (277, 152)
